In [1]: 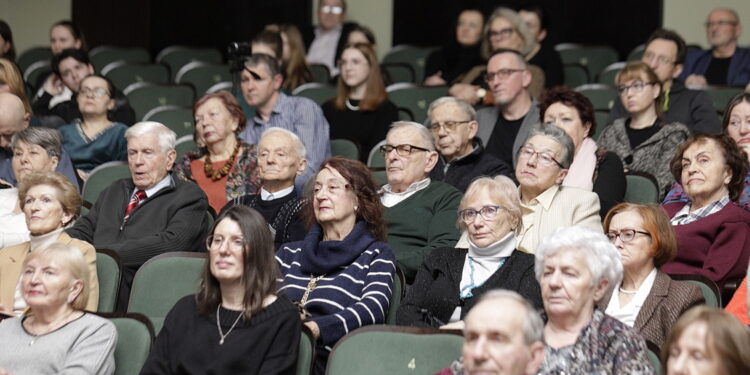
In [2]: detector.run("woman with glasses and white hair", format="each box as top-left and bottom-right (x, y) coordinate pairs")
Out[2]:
(535, 226), (654, 374)
(396, 176), (542, 329)
(515, 123), (602, 253)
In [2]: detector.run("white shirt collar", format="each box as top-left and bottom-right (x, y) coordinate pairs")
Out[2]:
(135, 174), (172, 198)
(260, 185), (295, 201)
(380, 178), (431, 208)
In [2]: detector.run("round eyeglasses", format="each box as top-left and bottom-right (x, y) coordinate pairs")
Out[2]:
(458, 205), (505, 223)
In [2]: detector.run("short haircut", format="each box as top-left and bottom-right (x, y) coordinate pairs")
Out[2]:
(193, 91), (247, 133)
(260, 127), (307, 159)
(23, 242), (90, 311)
(0, 20), (16, 61)
(669, 133), (747, 202)
(535, 226), (624, 298)
(125, 121), (177, 153)
(646, 28), (688, 65)
(603, 203), (678, 268)
(488, 48), (528, 69)
(252, 29), (283, 60)
(538, 86), (596, 138)
(524, 122), (575, 168)
(426, 97), (477, 128)
(475, 289), (544, 345)
(52, 48), (90, 76)
(616, 61), (664, 117)
(388, 121), (435, 151)
(11, 127), (63, 159)
(18, 172), (81, 223)
(458, 176), (522, 235)
(518, 4), (550, 31)
(721, 93), (750, 132)
(481, 7), (535, 59)
(244, 53), (281, 78)
(334, 43), (387, 111)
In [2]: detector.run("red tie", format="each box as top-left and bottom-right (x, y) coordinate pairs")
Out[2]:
(124, 190), (147, 220)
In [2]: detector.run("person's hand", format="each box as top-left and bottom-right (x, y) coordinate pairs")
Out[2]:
(42, 74), (65, 96)
(449, 84), (481, 105)
(423, 72), (447, 87)
(76, 169), (90, 182)
(304, 321), (320, 339)
(440, 320), (464, 330)
(685, 74), (708, 89)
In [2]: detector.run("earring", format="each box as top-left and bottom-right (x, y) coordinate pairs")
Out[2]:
(354, 206), (358, 211)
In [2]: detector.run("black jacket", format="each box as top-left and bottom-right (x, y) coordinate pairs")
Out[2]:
(430, 138), (512, 192)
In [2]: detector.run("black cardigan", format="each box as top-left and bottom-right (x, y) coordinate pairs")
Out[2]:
(396, 247), (542, 328)
(430, 138), (512, 193)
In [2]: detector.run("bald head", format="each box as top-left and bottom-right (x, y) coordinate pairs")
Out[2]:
(0, 93), (28, 148)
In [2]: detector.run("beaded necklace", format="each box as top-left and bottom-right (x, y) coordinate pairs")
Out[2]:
(204, 142), (240, 181)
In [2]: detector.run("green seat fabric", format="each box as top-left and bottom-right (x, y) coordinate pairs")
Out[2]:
(386, 83), (448, 123)
(23, 61), (52, 91)
(385, 267), (405, 325)
(96, 249), (122, 313)
(597, 62), (626, 85)
(575, 83), (619, 111)
(382, 62), (415, 84)
(292, 83), (337, 105)
(175, 135), (198, 160)
(704, 86), (743, 114)
(330, 139), (359, 161)
(297, 327), (316, 375)
(593, 110), (610, 141)
(102, 62), (170, 90)
(155, 46), (223, 81)
(143, 105), (195, 139)
(556, 44), (619, 83)
(563, 63), (590, 87)
(623, 173), (660, 204)
(326, 325), (464, 375)
(309, 64), (331, 84)
(17, 47), (53, 74)
(108, 314), (154, 375)
(90, 46), (151, 72)
(646, 344), (661, 374)
(124, 83), (195, 121)
(127, 252), (206, 333)
(628, 44), (646, 62)
(382, 45), (439, 84)
(669, 274), (721, 308)
(82, 161), (131, 206)
(175, 62), (232, 95)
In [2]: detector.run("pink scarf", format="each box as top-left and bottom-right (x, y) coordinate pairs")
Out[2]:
(562, 138), (598, 191)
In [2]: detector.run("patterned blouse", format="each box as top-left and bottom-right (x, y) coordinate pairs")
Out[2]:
(538, 309), (655, 375)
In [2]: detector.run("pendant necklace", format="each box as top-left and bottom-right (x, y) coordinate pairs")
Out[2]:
(216, 304), (244, 345)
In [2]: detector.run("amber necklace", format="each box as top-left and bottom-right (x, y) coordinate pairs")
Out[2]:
(204, 141), (240, 181)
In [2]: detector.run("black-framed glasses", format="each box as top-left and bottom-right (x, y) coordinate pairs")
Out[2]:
(616, 81), (654, 95)
(430, 120), (471, 133)
(488, 27), (515, 39)
(459, 205), (504, 223)
(379, 144), (431, 157)
(517, 146), (564, 168)
(606, 229), (651, 243)
(485, 68), (524, 83)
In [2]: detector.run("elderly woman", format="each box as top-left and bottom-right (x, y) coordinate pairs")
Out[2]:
(661, 133), (750, 287)
(535, 226), (654, 374)
(0, 243), (116, 374)
(664, 93), (750, 211)
(662, 306), (750, 375)
(323, 43), (398, 162)
(396, 176), (542, 329)
(601, 203), (704, 347)
(141, 206), (301, 374)
(0, 128), (62, 248)
(0, 172), (98, 315)
(423, 9), (485, 87)
(58, 74), (127, 180)
(541, 86), (626, 217)
(515, 123), (602, 253)
(597, 61), (690, 197)
(276, 157), (396, 374)
(175, 91), (261, 213)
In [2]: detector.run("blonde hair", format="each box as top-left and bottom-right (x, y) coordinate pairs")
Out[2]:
(458, 176), (522, 235)
(23, 243), (90, 311)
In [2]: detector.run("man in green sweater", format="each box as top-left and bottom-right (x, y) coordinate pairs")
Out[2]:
(380, 121), (462, 283)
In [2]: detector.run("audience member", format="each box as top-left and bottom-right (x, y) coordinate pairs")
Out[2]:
(276, 157), (395, 374)
(724, 263), (749, 325)
(0, 243), (116, 375)
(141, 206), (301, 374)
(681, 8), (750, 87)
(323, 43), (398, 163)
(423, 9), (485, 87)
(0, 172), (98, 315)
(304, 0), (356, 77)
(664, 92), (750, 211)
(265, 23), (313, 92)
(37, 20), (87, 98)
(0, 58), (34, 119)
(535, 226), (654, 374)
(379, 122), (461, 283)
(601, 203), (704, 348)
(662, 133), (750, 287)
(397, 176), (542, 329)
(662, 306), (750, 375)
(427, 97), (510, 192)
(608, 29), (722, 134)
(224, 127), (307, 248)
(238, 53), (330, 191)
(175, 91), (260, 213)
(519, 5), (563, 88)
(597, 61), (690, 196)
(251, 29), (283, 64)
(515, 124), (601, 253)
(58, 74), (127, 181)
(476, 49), (539, 168)
(66, 122), (209, 307)
(345, 24), (376, 46)
(0, 20), (15, 61)
(540, 87), (626, 217)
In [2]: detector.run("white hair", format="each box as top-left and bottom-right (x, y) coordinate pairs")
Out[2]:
(475, 289), (544, 345)
(259, 127), (306, 159)
(425, 96), (477, 127)
(534, 226), (623, 298)
(124, 121), (176, 153)
(387, 121), (435, 151)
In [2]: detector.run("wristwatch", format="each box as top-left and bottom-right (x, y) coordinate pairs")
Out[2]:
(476, 88), (487, 100)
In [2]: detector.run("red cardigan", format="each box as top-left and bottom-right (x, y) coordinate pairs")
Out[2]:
(662, 202), (750, 287)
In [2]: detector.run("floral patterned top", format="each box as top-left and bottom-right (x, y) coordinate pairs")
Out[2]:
(538, 309), (654, 375)
(663, 168), (750, 213)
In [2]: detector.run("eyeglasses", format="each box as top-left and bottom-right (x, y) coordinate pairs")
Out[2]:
(606, 229), (651, 243)
(705, 20), (737, 28)
(320, 5), (344, 14)
(79, 87), (110, 98)
(485, 68), (524, 83)
(488, 27), (515, 39)
(379, 144), (431, 157)
(642, 52), (674, 66)
(206, 234), (245, 252)
(617, 81), (654, 95)
(313, 180), (350, 195)
(518, 146), (564, 168)
(458, 205), (504, 223)
(430, 120), (471, 133)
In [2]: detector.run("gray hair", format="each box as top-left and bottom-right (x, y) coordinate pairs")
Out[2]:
(475, 289), (544, 345)
(244, 53), (281, 78)
(259, 127), (307, 159)
(425, 97), (477, 128)
(125, 121), (176, 153)
(482, 7), (535, 59)
(535, 226), (623, 299)
(458, 175), (522, 235)
(10, 127), (63, 159)
(388, 121), (435, 151)
(524, 123), (575, 168)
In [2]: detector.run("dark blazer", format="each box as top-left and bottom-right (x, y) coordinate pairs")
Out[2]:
(429, 138), (512, 192)
(601, 270), (704, 348)
(396, 247), (542, 328)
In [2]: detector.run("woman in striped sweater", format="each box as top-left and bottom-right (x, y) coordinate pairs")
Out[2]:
(276, 157), (396, 374)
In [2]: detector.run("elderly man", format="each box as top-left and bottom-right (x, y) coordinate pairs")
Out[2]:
(225, 127), (307, 247)
(67, 121), (208, 306)
(304, 0), (356, 76)
(681, 8), (750, 87)
(238, 53), (330, 191)
(428, 97), (510, 192)
(0, 92), (79, 189)
(380, 121), (462, 283)
(608, 29), (721, 134)
(476, 49), (539, 168)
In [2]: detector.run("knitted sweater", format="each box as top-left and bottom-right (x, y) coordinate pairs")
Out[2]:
(429, 138), (512, 193)
(383, 181), (462, 283)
